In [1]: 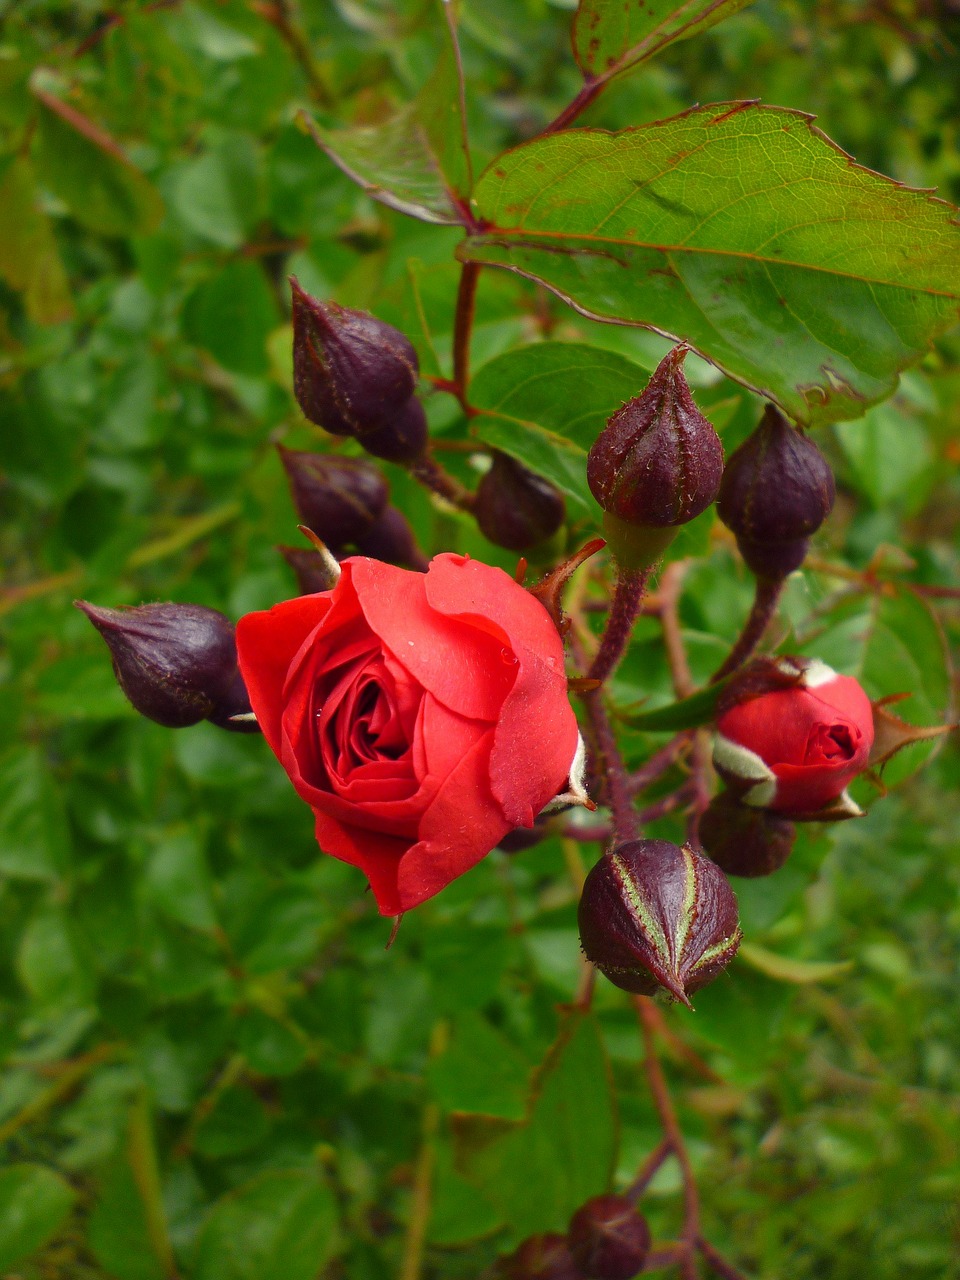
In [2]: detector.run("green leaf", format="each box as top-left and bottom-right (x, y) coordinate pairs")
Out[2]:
(0, 1164), (75, 1270)
(0, 747), (71, 882)
(454, 1011), (617, 1243)
(144, 832), (218, 932)
(470, 342), (650, 510)
(32, 87), (164, 238)
(620, 676), (731, 730)
(428, 1013), (531, 1119)
(193, 1170), (339, 1280)
(572, 0), (755, 82)
(88, 1160), (165, 1280)
(302, 17), (471, 225)
(17, 910), (93, 1006)
(738, 941), (853, 984)
(0, 156), (72, 323)
(460, 105), (960, 426)
(182, 260), (280, 376)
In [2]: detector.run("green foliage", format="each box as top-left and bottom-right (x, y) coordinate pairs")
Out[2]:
(1, 1), (959, 1278)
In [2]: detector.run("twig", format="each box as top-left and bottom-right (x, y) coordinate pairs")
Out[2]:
(0, 1043), (120, 1143)
(589, 567), (651, 685)
(582, 690), (638, 842)
(408, 452), (475, 512)
(627, 735), (691, 795)
(129, 1089), (179, 1278)
(625, 1137), (672, 1202)
(250, 0), (333, 105)
(697, 1235), (751, 1280)
(399, 1022), (448, 1280)
(711, 577), (783, 682)
(542, 77), (605, 134)
(451, 261), (481, 409)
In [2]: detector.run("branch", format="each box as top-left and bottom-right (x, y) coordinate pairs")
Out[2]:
(589, 566), (651, 685)
(711, 576), (784, 682)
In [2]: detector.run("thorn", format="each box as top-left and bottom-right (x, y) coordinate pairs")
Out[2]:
(514, 556), (528, 585)
(228, 712), (259, 724)
(385, 913), (404, 949)
(296, 526), (341, 585)
(568, 676), (601, 694)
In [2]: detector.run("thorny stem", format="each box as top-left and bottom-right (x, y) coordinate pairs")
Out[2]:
(408, 452), (475, 512)
(711, 576), (784, 682)
(635, 997), (701, 1275)
(589, 566), (651, 686)
(583, 690), (639, 842)
(451, 261), (481, 409)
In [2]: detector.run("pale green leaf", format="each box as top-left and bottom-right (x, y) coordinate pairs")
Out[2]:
(573, 0), (755, 81)
(0, 1164), (75, 1270)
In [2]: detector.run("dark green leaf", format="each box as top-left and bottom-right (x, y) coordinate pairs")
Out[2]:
(0, 747), (71, 882)
(0, 1164), (76, 1270)
(460, 105), (960, 426)
(88, 1160), (165, 1280)
(619, 675), (730, 730)
(182, 259), (280, 375)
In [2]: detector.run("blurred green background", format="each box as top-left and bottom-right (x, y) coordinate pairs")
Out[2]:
(1, 1), (959, 1277)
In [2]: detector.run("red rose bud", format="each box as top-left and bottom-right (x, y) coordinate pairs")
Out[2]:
(279, 448), (389, 548)
(568, 1195), (651, 1280)
(290, 277), (419, 439)
(498, 1233), (583, 1279)
(354, 505), (428, 570)
(717, 405), (835, 579)
(713, 656), (874, 816)
(578, 839), (741, 1005)
(76, 601), (256, 732)
(587, 346), (723, 568)
(699, 792), (797, 877)
(474, 452), (567, 551)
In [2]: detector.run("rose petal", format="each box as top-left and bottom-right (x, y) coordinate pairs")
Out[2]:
(311, 809), (409, 916)
(348, 556), (516, 721)
(422, 553), (578, 824)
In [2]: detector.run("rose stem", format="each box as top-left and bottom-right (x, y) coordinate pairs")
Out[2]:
(451, 261), (480, 409)
(634, 996), (702, 1279)
(627, 733), (691, 795)
(589, 566), (651, 686)
(398, 1021), (448, 1280)
(711, 575), (784, 683)
(624, 1136), (672, 1203)
(407, 452), (475, 512)
(696, 1236), (751, 1280)
(253, 0), (333, 106)
(542, 76), (605, 134)
(582, 689), (639, 842)
(657, 563), (712, 843)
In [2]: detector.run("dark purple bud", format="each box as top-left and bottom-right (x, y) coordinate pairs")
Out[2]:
(699, 792), (796, 877)
(290, 277), (419, 439)
(717, 405), (835, 579)
(474, 452), (566, 551)
(568, 1195), (651, 1280)
(278, 447), (388, 547)
(354, 505), (428, 570)
(578, 840), (741, 1005)
(587, 346), (723, 567)
(354, 395), (429, 464)
(76, 602), (256, 732)
(498, 1233), (583, 1279)
(278, 545), (343, 594)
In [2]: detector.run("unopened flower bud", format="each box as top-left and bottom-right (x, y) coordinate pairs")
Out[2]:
(699, 792), (796, 877)
(353, 395), (430, 464)
(568, 1195), (651, 1280)
(354, 505), (428, 570)
(498, 1233), (582, 1279)
(279, 448), (389, 548)
(474, 452), (566, 551)
(587, 347), (723, 568)
(291, 277), (419, 439)
(76, 602), (256, 732)
(717, 405), (835, 578)
(578, 839), (741, 1005)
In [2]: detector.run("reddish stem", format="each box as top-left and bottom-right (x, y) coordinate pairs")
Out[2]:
(583, 690), (638, 842)
(408, 453), (475, 512)
(625, 1137), (672, 1203)
(542, 77), (605, 134)
(696, 1236), (751, 1280)
(711, 576), (784, 682)
(451, 261), (480, 409)
(628, 734), (690, 795)
(590, 567), (650, 686)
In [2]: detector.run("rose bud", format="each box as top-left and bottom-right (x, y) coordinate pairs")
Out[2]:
(352, 394), (429, 464)
(568, 1195), (651, 1280)
(498, 1233), (583, 1279)
(699, 792), (797, 877)
(474, 452), (567, 551)
(354, 505), (428, 570)
(290, 276), (419, 440)
(587, 346), (723, 568)
(235, 554), (582, 914)
(76, 601), (256, 732)
(717, 405), (835, 579)
(279, 447), (389, 548)
(713, 656), (874, 816)
(578, 839), (741, 1005)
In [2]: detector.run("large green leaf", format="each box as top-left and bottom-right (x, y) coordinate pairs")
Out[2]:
(572, 0), (754, 82)
(469, 342), (650, 510)
(302, 15), (471, 225)
(453, 1011), (618, 1243)
(460, 105), (960, 426)
(0, 157), (72, 323)
(0, 1164), (75, 1270)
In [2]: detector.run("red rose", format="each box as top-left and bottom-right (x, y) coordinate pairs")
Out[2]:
(713, 657), (874, 816)
(235, 553), (580, 914)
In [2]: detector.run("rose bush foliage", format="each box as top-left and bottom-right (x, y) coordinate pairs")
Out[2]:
(236, 553), (580, 914)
